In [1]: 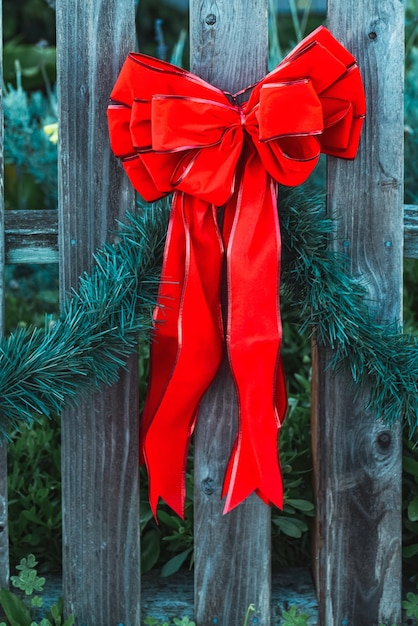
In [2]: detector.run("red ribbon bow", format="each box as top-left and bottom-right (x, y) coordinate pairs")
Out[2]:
(108, 26), (365, 518)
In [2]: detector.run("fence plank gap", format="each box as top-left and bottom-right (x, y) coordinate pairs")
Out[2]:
(4, 210), (58, 264)
(312, 3), (404, 625)
(190, 2), (271, 625)
(56, 2), (140, 623)
(0, 0), (10, 590)
(404, 204), (418, 259)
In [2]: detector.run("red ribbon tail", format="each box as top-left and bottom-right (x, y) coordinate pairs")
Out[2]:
(221, 354), (287, 513)
(222, 158), (287, 513)
(222, 427), (284, 513)
(141, 194), (224, 518)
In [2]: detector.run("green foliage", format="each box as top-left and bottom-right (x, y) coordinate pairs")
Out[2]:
(403, 260), (418, 337)
(3, 0), (56, 47)
(2, 0), (56, 91)
(403, 13), (418, 585)
(11, 555), (46, 595)
(268, 0), (324, 70)
(242, 604), (256, 626)
(143, 611), (258, 626)
(3, 64), (57, 210)
(4, 265), (59, 334)
(406, 0), (418, 59)
(281, 605), (310, 626)
(271, 365), (314, 566)
(403, 591), (418, 619)
(403, 436), (418, 586)
(143, 617), (195, 626)
(7, 419), (62, 571)
(405, 45), (418, 204)
(405, 0), (418, 207)
(3, 40), (56, 94)
(140, 460), (194, 576)
(135, 0), (189, 63)
(0, 555), (74, 626)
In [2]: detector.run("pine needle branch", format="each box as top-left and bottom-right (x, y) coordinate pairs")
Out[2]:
(279, 187), (418, 435)
(0, 200), (170, 438)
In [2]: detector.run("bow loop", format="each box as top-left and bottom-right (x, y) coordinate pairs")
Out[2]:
(257, 79), (323, 141)
(243, 78), (325, 186)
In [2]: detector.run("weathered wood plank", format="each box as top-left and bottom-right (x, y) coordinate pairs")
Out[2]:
(190, 2), (271, 625)
(4, 205), (418, 263)
(4, 210), (58, 264)
(0, 0), (10, 590)
(312, 3), (404, 625)
(404, 204), (418, 259)
(4, 206), (418, 265)
(56, 1), (139, 624)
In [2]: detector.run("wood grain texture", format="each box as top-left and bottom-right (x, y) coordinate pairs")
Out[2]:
(0, 0), (10, 590)
(312, 3), (404, 624)
(3, 205), (417, 261)
(190, 2), (271, 625)
(4, 210), (58, 263)
(404, 204), (418, 259)
(56, 2), (140, 624)
(190, 0), (268, 93)
(194, 365), (271, 626)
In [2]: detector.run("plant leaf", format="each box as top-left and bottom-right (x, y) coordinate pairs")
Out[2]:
(408, 496), (418, 522)
(285, 498), (315, 513)
(161, 548), (192, 577)
(141, 529), (161, 574)
(403, 543), (418, 558)
(403, 455), (418, 478)
(0, 587), (32, 626)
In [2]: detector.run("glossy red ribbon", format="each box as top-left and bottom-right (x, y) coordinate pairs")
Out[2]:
(108, 26), (365, 518)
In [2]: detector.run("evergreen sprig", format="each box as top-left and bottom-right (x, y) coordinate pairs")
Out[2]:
(0, 200), (169, 437)
(0, 188), (417, 439)
(280, 187), (418, 435)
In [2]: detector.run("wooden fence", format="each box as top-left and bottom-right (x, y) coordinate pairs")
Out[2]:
(0, 0), (414, 624)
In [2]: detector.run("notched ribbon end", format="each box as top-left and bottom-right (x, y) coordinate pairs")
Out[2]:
(149, 489), (186, 522)
(222, 483), (284, 515)
(221, 447), (285, 514)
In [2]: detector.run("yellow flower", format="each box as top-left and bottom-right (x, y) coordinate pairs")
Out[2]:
(43, 122), (58, 144)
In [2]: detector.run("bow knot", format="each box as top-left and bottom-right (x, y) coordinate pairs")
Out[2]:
(108, 26), (365, 518)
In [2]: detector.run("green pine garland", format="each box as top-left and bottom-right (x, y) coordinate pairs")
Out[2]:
(280, 188), (418, 435)
(0, 200), (169, 437)
(0, 188), (417, 439)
